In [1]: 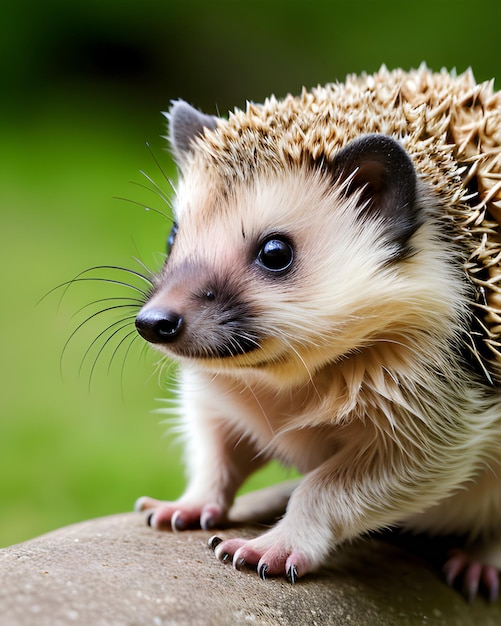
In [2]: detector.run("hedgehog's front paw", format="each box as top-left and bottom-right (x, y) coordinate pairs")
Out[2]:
(209, 527), (319, 582)
(443, 548), (499, 603)
(135, 495), (225, 531)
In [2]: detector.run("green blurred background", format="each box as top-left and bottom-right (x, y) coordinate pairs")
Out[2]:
(2, 0), (500, 547)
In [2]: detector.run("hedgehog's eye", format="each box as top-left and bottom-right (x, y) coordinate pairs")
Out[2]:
(166, 222), (178, 256)
(256, 235), (294, 274)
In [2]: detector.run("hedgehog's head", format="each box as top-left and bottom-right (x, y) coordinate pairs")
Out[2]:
(135, 101), (461, 387)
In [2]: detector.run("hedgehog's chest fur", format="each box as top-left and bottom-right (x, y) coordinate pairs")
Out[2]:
(180, 338), (466, 474)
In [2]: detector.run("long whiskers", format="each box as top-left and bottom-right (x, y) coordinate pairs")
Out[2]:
(42, 265), (153, 313)
(44, 141), (178, 394)
(135, 170), (173, 210)
(61, 304), (140, 378)
(73, 296), (146, 318)
(116, 140), (177, 221)
(114, 195), (171, 221)
(80, 315), (138, 383)
(108, 329), (140, 375)
(42, 261), (158, 391)
(119, 333), (145, 399)
(145, 140), (178, 196)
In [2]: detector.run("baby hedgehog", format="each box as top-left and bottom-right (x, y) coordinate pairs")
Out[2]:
(134, 66), (501, 600)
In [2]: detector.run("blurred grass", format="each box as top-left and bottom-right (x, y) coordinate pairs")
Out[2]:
(0, 95), (175, 546)
(2, 0), (501, 548)
(0, 89), (295, 547)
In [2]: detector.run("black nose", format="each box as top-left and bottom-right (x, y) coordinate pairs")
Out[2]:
(135, 308), (184, 344)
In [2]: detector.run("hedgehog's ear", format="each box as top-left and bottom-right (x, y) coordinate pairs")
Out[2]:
(332, 134), (421, 254)
(165, 100), (218, 167)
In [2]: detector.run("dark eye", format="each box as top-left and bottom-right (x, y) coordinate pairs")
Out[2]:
(166, 222), (178, 255)
(257, 235), (294, 273)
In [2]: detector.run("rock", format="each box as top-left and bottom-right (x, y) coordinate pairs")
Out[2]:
(0, 512), (500, 625)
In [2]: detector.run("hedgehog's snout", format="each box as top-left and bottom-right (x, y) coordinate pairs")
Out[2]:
(135, 308), (184, 344)
(134, 271), (261, 360)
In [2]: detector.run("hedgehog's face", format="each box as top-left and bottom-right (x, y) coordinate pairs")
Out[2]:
(135, 102), (434, 386)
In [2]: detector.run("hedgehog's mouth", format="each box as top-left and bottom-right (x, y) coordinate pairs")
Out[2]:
(145, 326), (262, 361)
(159, 333), (292, 370)
(174, 336), (262, 360)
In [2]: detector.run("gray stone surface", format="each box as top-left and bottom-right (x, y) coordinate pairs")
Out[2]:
(0, 512), (500, 625)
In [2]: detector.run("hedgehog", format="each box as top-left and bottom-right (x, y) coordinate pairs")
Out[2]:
(131, 65), (501, 600)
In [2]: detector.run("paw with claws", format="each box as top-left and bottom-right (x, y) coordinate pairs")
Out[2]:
(135, 496), (225, 531)
(443, 548), (500, 603)
(208, 530), (318, 583)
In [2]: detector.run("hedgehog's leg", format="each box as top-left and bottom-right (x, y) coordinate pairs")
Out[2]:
(227, 480), (299, 525)
(209, 456), (357, 581)
(210, 448), (489, 585)
(443, 542), (501, 603)
(135, 417), (266, 532)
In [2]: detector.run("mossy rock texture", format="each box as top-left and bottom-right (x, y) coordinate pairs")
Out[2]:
(0, 512), (499, 625)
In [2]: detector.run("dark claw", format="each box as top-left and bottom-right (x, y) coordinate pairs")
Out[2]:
(286, 564), (298, 584)
(221, 552), (231, 563)
(172, 513), (186, 531)
(258, 563), (269, 581)
(489, 582), (499, 604)
(234, 557), (246, 570)
(201, 516), (215, 531)
(208, 535), (223, 551)
(146, 513), (154, 527)
(465, 583), (479, 605)
(464, 563), (481, 604)
(480, 565), (499, 603)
